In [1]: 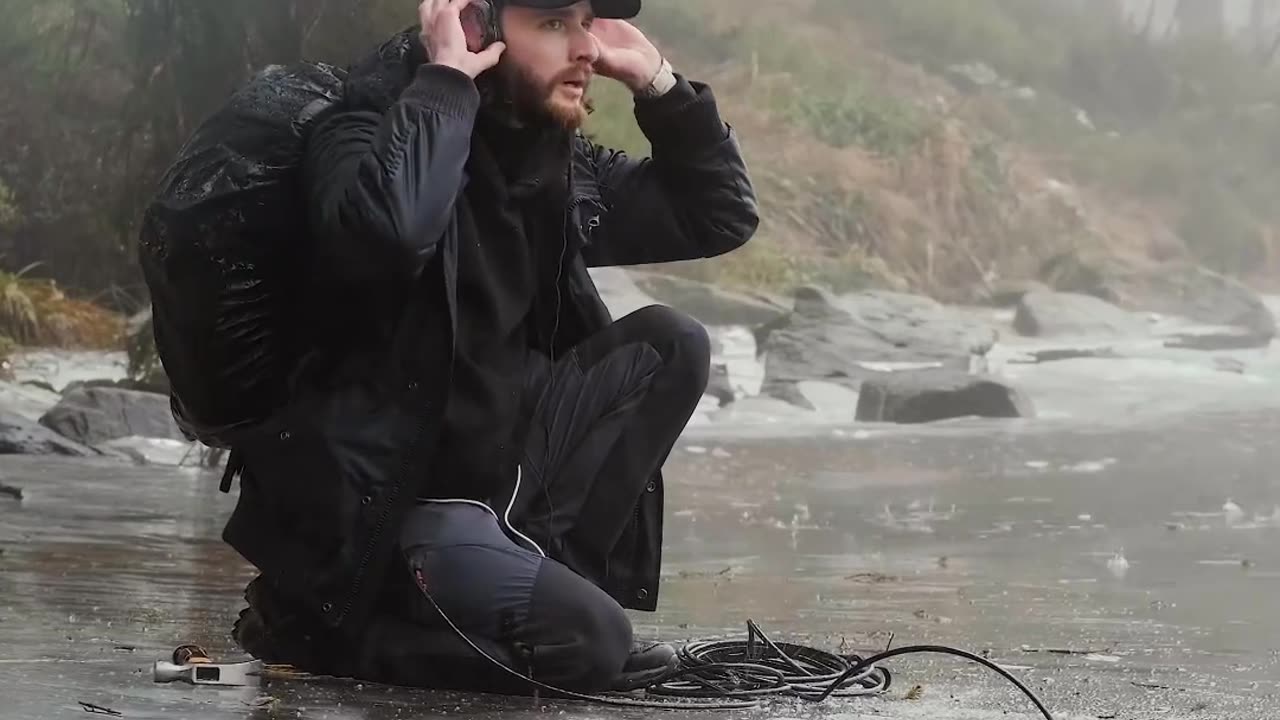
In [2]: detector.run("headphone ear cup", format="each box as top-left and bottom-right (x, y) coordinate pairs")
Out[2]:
(483, 1), (501, 46)
(461, 0), (499, 51)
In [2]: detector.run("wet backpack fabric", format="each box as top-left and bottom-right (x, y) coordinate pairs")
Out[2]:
(137, 61), (347, 444)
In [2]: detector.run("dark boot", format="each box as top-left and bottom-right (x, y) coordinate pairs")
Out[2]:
(612, 641), (678, 691)
(230, 575), (351, 677)
(232, 573), (530, 693)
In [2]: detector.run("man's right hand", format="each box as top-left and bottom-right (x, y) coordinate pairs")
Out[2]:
(420, 0), (505, 79)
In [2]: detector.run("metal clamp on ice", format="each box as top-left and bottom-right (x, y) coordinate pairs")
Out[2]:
(153, 644), (264, 687)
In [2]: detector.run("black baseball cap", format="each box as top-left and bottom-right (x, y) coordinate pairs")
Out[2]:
(503, 0), (641, 20)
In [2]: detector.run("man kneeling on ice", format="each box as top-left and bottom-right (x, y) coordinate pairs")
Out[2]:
(225, 0), (759, 693)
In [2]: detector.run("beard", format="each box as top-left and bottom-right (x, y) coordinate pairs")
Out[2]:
(497, 60), (594, 131)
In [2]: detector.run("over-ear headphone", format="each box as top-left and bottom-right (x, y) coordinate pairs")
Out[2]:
(461, 0), (502, 51)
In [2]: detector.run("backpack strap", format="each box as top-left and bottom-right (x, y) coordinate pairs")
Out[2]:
(219, 449), (245, 493)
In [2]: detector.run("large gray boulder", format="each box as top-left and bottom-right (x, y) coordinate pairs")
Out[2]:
(0, 409), (102, 456)
(855, 370), (1034, 424)
(38, 386), (182, 446)
(1149, 265), (1276, 338)
(759, 287), (998, 409)
(629, 272), (789, 326)
(1013, 291), (1148, 338)
(1041, 253), (1275, 346)
(0, 380), (61, 422)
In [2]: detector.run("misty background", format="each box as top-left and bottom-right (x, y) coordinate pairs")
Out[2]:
(3, 0), (1280, 378)
(5, 4), (1280, 719)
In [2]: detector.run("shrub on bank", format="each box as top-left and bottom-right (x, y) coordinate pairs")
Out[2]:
(0, 268), (123, 351)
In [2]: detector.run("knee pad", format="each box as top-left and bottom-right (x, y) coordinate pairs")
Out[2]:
(525, 560), (633, 692)
(356, 614), (536, 696)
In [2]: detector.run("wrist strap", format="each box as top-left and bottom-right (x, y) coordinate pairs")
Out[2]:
(636, 57), (676, 99)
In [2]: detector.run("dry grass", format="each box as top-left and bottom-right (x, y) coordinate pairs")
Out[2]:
(1, 279), (39, 343)
(650, 59), (1114, 300)
(0, 269), (123, 351)
(617, 0), (1222, 301)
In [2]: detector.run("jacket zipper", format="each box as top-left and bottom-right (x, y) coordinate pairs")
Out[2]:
(337, 409), (424, 624)
(339, 287), (449, 624)
(553, 194), (594, 355)
(337, 389), (427, 620)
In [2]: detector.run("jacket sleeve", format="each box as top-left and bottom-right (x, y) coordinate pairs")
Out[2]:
(580, 76), (760, 268)
(303, 63), (480, 290)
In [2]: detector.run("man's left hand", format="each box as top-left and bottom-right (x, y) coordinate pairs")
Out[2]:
(591, 20), (664, 94)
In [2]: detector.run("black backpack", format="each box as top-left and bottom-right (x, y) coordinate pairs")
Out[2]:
(137, 61), (347, 446)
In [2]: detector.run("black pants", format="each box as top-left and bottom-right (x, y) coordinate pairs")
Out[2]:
(392, 306), (710, 693)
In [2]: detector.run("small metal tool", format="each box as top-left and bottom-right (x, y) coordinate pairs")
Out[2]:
(153, 644), (264, 687)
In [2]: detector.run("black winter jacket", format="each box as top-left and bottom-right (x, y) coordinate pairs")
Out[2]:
(219, 31), (759, 640)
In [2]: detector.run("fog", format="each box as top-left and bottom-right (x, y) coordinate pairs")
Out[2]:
(3, 2), (1280, 719)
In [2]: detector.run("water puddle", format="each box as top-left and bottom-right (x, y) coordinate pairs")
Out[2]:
(5, 410), (1280, 718)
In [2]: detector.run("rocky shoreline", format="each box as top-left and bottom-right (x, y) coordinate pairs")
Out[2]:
(0, 361), (199, 466)
(602, 261), (1278, 418)
(2, 263), (1277, 466)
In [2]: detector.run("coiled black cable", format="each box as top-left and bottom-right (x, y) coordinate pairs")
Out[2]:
(641, 620), (1055, 719)
(419, 582), (1057, 716)
(647, 620), (891, 701)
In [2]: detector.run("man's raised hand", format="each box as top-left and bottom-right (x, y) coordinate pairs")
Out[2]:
(419, 0), (505, 79)
(591, 20), (664, 94)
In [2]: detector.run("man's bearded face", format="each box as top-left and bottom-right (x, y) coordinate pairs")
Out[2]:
(494, 4), (600, 130)
(497, 56), (593, 130)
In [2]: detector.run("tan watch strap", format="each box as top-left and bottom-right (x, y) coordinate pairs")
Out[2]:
(636, 57), (676, 99)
